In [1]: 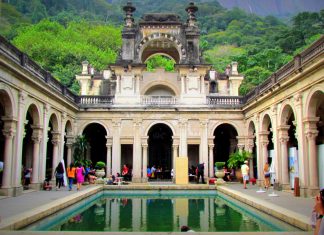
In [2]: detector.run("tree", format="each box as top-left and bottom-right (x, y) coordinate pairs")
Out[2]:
(72, 135), (90, 166)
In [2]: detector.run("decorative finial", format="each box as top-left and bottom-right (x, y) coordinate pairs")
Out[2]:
(185, 2), (198, 26)
(123, 2), (136, 27)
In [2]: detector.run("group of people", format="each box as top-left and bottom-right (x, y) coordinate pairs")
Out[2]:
(45, 162), (98, 191)
(147, 165), (165, 179)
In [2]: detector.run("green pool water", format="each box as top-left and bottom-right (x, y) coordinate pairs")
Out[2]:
(23, 190), (300, 232)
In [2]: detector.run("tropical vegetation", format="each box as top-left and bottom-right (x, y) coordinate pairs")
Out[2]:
(1, 0), (323, 95)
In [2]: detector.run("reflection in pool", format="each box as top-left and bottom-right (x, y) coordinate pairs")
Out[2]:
(24, 190), (300, 232)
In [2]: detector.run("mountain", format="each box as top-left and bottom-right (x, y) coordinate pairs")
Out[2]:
(218, 0), (324, 18)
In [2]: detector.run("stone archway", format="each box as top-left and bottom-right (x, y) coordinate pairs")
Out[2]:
(305, 90), (324, 191)
(22, 104), (41, 189)
(247, 121), (257, 178)
(63, 120), (73, 167)
(148, 123), (173, 180)
(0, 89), (15, 190)
(82, 123), (107, 166)
(46, 113), (60, 180)
(260, 114), (274, 184)
(213, 123), (238, 165)
(138, 33), (184, 64)
(280, 104), (298, 189)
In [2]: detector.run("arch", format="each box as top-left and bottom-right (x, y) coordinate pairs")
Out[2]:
(213, 123), (239, 163)
(0, 85), (15, 117)
(141, 80), (180, 96)
(209, 121), (241, 137)
(64, 119), (73, 134)
(78, 121), (110, 136)
(144, 53), (176, 63)
(144, 121), (175, 136)
(82, 123), (108, 164)
(260, 113), (272, 132)
(279, 102), (297, 125)
(137, 33), (184, 63)
(248, 120), (256, 136)
(25, 103), (41, 126)
(49, 113), (60, 132)
(147, 123), (173, 179)
(305, 85), (324, 118)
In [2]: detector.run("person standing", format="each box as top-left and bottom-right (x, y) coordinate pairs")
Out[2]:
(54, 162), (64, 190)
(313, 189), (324, 235)
(197, 163), (205, 184)
(75, 163), (85, 191)
(241, 160), (249, 189)
(66, 163), (76, 191)
(263, 162), (271, 189)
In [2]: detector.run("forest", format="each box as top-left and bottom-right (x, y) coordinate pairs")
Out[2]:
(0, 0), (323, 94)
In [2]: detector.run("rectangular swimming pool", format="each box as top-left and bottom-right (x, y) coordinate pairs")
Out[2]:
(23, 190), (300, 232)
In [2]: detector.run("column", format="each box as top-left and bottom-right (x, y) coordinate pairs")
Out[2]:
(65, 135), (74, 166)
(2, 121), (16, 189)
(39, 104), (49, 183)
(135, 75), (140, 94)
(172, 137), (179, 179)
(306, 131), (319, 190)
(112, 119), (121, 176)
(106, 136), (113, 177)
(116, 75), (121, 94)
(13, 91), (27, 191)
(304, 117), (320, 196)
(179, 119), (188, 157)
(258, 131), (269, 181)
(208, 143), (214, 177)
(51, 132), (60, 179)
(132, 120), (142, 182)
(181, 75), (185, 94)
(142, 137), (148, 182)
(200, 120), (208, 177)
(278, 125), (290, 188)
(31, 125), (42, 184)
(237, 139), (245, 153)
(200, 75), (205, 94)
(60, 112), (67, 164)
(246, 136), (255, 178)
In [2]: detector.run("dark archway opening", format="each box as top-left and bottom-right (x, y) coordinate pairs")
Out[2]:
(46, 122), (53, 179)
(0, 104), (4, 187)
(213, 124), (238, 164)
(148, 124), (173, 179)
(83, 123), (107, 166)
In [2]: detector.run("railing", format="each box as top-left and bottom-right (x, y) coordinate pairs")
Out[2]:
(245, 35), (324, 103)
(141, 96), (177, 106)
(207, 96), (244, 108)
(77, 96), (115, 106)
(1, 35), (323, 109)
(0, 36), (78, 104)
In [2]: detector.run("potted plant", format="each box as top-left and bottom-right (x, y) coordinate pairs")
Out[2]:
(215, 162), (225, 178)
(95, 161), (106, 179)
(227, 150), (251, 180)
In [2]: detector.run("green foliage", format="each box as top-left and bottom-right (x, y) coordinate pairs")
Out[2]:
(3, 1), (323, 95)
(227, 150), (252, 169)
(95, 161), (106, 169)
(11, 20), (121, 93)
(215, 162), (225, 169)
(73, 135), (89, 164)
(146, 55), (175, 72)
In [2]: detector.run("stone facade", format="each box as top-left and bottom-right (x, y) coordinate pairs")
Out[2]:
(0, 3), (323, 197)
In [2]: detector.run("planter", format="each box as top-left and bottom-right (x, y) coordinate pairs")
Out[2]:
(215, 170), (225, 179)
(95, 169), (105, 179)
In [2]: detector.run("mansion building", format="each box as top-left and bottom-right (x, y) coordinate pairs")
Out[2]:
(0, 2), (323, 197)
